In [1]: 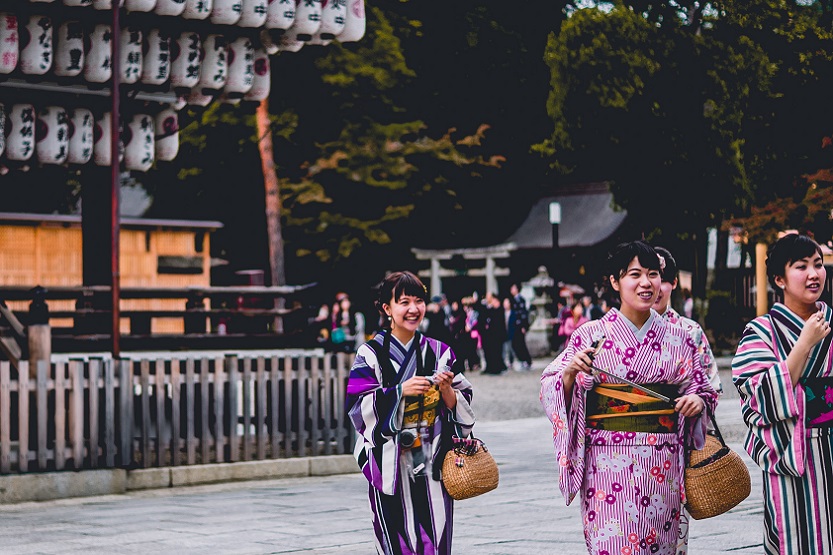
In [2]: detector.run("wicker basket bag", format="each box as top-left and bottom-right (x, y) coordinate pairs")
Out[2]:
(684, 415), (751, 520)
(441, 435), (499, 500)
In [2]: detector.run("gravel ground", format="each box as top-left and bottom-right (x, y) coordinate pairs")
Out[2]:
(464, 358), (552, 422)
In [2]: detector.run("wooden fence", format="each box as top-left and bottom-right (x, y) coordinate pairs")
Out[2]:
(0, 349), (354, 474)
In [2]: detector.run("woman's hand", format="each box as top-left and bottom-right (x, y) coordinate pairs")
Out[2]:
(433, 370), (458, 410)
(675, 394), (704, 417)
(798, 309), (831, 350)
(401, 376), (434, 396)
(563, 347), (597, 381)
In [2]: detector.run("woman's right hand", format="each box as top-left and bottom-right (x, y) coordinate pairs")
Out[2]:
(563, 347), (597, 381)
(401, 375), (434, 396)
(798, 309), (831, 349)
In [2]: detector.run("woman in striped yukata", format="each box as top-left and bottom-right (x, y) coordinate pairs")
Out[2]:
(346, 271), (475, 555)
(541, 240), (717, 555)
(732, 233), (833, 554)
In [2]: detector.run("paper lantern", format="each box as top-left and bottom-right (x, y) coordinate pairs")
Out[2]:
(339, 0), (364, 43)
(155, 0), (186, 16)
(239, 0), (268, 28)
(183, 0), (212, 19)
(54, 21), (85, 77)
(124, 113), (154, 172)
(211, 0), (242, 25)
(93, 111), (122, 166)
(119, 27), (143, 84)
(243, 48), (269, 101)
(197, 34), (227, 92)
(84, 24), (112, 84)
(67, 108), (94, 165)
(225, 36), (254, 97)
(186, 88), (213, 106)
(154, 109), (178, 161)
(125, 0), (157, 12)
(92, 0), (125, 8)
(63, 0), (92, 6)
(19, 15), (53, 75)
(289, 0), (321, 39)
(5, 104), (36, 162)
(266, 0), (295, 30)
(279, 30), (304, 52)
(0, 14), (18, 75)
(141, 28), (170, 85)
(36, 105), (69, 165)
(170, 31), (201, 89)
(318, 0), (346, 41)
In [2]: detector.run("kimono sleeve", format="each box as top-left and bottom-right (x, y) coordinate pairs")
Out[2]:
(539, 324), (597, 505)
(345, 343), (404, 495)
(732, 320), (805, 476)
(676, 332), (718, 450)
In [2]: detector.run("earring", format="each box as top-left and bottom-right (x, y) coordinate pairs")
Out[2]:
(779, 284), (785, 289)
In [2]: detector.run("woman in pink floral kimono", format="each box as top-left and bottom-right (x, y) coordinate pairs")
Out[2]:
(541, 241), (718, 555)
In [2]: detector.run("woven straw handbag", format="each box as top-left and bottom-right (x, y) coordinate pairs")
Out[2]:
(441, 435), (499, 500)
(684, 414), (751, 520)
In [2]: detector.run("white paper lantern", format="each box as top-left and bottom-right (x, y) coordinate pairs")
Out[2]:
(155, 0), (186, 16)
(183, 0), (213, 19)
(279, 30), (304, 52)
(63, 0), (93, 6)
(141, 29), (170, 85)
(36, 106), (69, 165)
(339, 0), (364, 42)
(289, 0), (321, 39)
(31, 0), (58, 3)
(67, 108), (94, 165)
(170, 31), (201, 90)
(20, 15), (52, 75)
(93, 0), (125, 8)
(244, 48), (270, 101)
(154, 109), (178, 161)
(84, 24), (112, 84)
(124, 113), (154, 172)
(54, 21), (85, 77)
(318, 0), (346, 40)
(0, 14), (19, 75)
(239, 0), (268, 28)
(198, 34), (227, 92)
(211, 0), (242, 25)
(93, 111), (119, 166)
(0, 104), (5, 159)
(119, 27), (143, 84)
(6, 104), (36, 162)
(125, 0), (157, 12)
(225, 36), (254, 97)
(266, 0), (295, 30)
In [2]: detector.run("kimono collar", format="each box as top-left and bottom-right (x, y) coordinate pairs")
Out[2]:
(614, 308), (659, 343)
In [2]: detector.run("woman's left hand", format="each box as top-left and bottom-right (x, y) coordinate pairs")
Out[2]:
(434, 370), (457, 409)
(674, 394), (704, 417)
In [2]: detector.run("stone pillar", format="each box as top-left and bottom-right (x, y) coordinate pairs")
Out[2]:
(430, 257), (442, 298)
(485, 256), (497, 295)
(28, 286), (51, 380)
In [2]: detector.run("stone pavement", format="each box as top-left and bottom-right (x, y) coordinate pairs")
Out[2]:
(0, 356), (765, 554)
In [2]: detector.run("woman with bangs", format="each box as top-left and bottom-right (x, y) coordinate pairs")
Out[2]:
(346, 271), (476, 555)
(541, 240), (718, 555)
(732, 233), (833, 554)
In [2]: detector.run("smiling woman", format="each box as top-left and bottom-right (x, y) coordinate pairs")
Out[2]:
(345, 270), (477, 555)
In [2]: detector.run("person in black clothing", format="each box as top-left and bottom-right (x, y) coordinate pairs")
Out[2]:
(509, 283), (533, 370)
(480, 292), (507, 374)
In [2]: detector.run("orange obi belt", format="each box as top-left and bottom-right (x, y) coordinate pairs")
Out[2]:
(586, 383), (679, 433)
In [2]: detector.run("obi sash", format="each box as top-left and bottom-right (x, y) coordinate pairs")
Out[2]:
(802, 377), (833, 428)
(403, 386), (441, 428)
(586, 383), (679, 433)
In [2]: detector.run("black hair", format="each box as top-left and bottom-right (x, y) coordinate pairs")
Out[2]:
(607, 240), (661, 280)
(653, 246), (678, 284)
(766, 233), (824, 290)
(373, 271), (428, 317)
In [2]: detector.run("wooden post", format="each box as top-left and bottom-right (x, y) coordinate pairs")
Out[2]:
(27, 287), (51, 381)
(756, 242), (769, 316)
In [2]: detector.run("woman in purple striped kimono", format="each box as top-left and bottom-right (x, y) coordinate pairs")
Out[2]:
(541, 241), (717, 555)
(732, 233), (833, 554)
(346, 271), (475, 555)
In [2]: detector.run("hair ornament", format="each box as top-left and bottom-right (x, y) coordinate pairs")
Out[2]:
(657, 254), (666, 271)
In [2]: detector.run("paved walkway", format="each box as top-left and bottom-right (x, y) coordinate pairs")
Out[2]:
(0, 356), (765, 554)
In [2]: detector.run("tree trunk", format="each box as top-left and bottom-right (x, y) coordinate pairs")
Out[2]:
(256, 98), (286, 333)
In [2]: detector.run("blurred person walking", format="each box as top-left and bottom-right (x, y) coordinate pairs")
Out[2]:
(732, 233), (833, 554)
(480, 292), (507, 375)
(346, 271), (476, 555)
(509, 284), (533, 370)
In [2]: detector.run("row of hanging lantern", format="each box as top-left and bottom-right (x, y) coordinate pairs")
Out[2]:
(0, 102), (179, 172)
